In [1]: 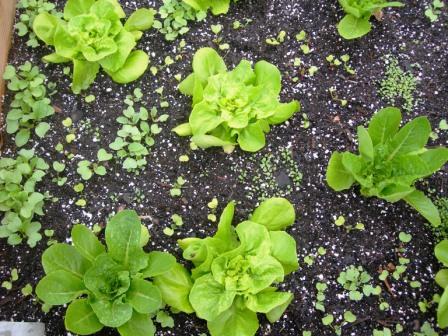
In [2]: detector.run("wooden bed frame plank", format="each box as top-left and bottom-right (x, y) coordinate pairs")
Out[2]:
(0, 1), (17, 118)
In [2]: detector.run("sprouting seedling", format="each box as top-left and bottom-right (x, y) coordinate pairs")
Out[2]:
(170, 176), (186, 197)
(207, 198), (219, 222)
(315, 282), (327, 312)
(425, 0), (445, 22)
(52, 161), (67, 186)
(232, 18), (252, 29)
(210, 25), (229, 51)
(337, 265), (381, 301)
(266, 30), (287, 45)
(76, 149), (112, 180)
(1, 268), (19, 290)
(328, 87), (348, 107)
(326, 54), (355, 75)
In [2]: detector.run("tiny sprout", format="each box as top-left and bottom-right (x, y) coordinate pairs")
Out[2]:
(208, 198), (218, 209)
(399, 232), (412, 243)
(21, 283), (33, 296)
(295, 30), (306, 41)
(163, 227), (174, 236)
(171, 214), (183, 226)
(75, 199), (86, 207)
(66, 133), (76, 143)
(335, 215), (345, 226)
(73, 183), (84, 193)
(322, 314), (334, 325)
(85, 95), (95, 103)
(62, 117), (73, 128)
(179, 155), (189, 162)
(308, 66), (318, 76)
(164, 56), (174, 66)
(211, 24), (222, 34)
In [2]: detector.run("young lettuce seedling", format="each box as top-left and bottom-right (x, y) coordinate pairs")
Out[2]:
(179, 197), (298, 336)
(326, 107), (448, 227)
(337, 0), (404, 39)
(36, 210), (193, 336)
(33, 0), (156, 93)
(173, 48), (300, 153)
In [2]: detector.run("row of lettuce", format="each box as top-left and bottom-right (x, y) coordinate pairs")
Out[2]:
(28, 0), (405, 95)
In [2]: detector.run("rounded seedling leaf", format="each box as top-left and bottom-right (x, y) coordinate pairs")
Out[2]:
(97, 148), (112, 162)
(344, 310), (357, 323)
(65, 299), (103, 335)
(251, 197), (295, 230)
(35, 122), (51, 138)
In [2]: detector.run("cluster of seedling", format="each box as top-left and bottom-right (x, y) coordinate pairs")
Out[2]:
(232, 146), (302, 201)
(3, 62), (55, 147)
(109, 89), (169, 172)
(379, 56), (419, 112)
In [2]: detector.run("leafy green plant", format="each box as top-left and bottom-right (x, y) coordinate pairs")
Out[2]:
(326, 107), (448, 227)
(0, 149), (49, 247)
(33, 0), (156, 93)
(35, 210), (193, 335)
(109, 89), (169, 172)
(435, 240), (448, 328)
(337, 0), (404, 39)
(173, 48), (300, 152)
(179, 197), (298, 336)
(15, 0), (62, 48)
(3, 62), (55, 147)
(182, 0), (236, 15)
(153, 0), (206, 41)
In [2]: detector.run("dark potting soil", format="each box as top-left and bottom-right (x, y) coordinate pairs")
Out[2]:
(1, 0), (448, 335)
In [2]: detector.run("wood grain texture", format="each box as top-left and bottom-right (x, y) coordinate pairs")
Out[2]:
(0, 0), (16, 119)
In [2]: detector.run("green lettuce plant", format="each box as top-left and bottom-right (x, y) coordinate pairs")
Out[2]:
(179, 198), (298, 336)
(182, 0), (236, 15)
(435, 240), (448, 328)
(326, 107), (448, 227)
(173, 48), (300, 152)
(33, 0), (156, 93)
(0, 149), (49, 247)
(337, 0), (404, 39)
(36, 210), (193, 336)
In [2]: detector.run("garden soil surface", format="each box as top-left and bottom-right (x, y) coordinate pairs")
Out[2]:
(1, 0), (448, 335)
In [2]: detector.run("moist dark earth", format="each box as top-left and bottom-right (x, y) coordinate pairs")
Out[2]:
(1, 0), (448, 335)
